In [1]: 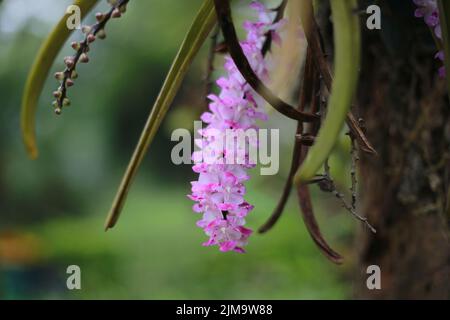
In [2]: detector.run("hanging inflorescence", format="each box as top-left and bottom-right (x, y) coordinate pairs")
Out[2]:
(189, 0), (378, 256)
(189, 2), (285, 253)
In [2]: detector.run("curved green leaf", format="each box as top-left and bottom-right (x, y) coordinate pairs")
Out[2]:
(104, 0), (216, 230)
(21, 0), (100, 159)
(438, 0), (450, 98)
(294, 0), (361, 184)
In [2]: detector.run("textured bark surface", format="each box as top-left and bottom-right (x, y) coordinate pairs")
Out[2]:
(353, 0), (450, 299)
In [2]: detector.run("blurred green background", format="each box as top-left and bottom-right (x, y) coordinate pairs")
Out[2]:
(0, 0), (358, 299)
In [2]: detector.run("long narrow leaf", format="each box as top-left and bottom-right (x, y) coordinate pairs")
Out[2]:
(295, 0), (361, 183)
(20, 0), (99, 159)
(438, 0), (450, 98)
(104, 0), (216, 230)
(297, 185), (343, 264)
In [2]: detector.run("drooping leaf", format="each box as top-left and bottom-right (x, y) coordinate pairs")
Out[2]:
(297, 185), (343, 264)
(260, 48), (343, 264)
(295, 0), (361, 183)
(258, 123), (303, 234)
(20, 0), (100, 159)
(104, 0), (217, 230)
(438, 0), (450, 98)
(259, 48), (316, 234)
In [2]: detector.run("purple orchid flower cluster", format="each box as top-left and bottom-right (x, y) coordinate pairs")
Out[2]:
(189, 1), (284, 253)
(413, 0), (446, 77)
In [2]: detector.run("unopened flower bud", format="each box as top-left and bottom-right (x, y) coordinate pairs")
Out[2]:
(112, 8), (121, 18)
(66, 79), (74, 87)
(81, 25), (92, 34)
(71, 41), (80, 51)
(53, 90), (62, 98)
(70, 70), (78, 79)
(95, 12), (105, 22)
(64, 57), (74, 68)
(63, 98), (71, 107)
(54, 72), (64, 81)
(55, 107), (62, 115)
(119, 5), (127, 13)
(87, 34), (96, 43)
(97, 29), (107, 39)
(80, 53), (89, 63)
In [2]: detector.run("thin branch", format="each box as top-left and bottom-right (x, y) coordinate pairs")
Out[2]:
(319, 159), (376, 233)
(334, 190), (376, 233)
(53, 0), (129, 114)
(349, 133), (359, 210)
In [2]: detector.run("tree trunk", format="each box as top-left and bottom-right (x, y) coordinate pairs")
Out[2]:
(353, 0), (450, 299)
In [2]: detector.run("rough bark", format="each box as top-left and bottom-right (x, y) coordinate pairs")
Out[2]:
(353, 0), (450, 299)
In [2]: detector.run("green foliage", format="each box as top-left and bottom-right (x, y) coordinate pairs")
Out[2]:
(295, 0), (361, 183)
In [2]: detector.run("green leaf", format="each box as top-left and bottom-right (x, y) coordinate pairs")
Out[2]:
(438, 0), (450, 98)
(20, 0), (100, 159)
(294, 0), (361, 184)
(104, 0), (216, 230)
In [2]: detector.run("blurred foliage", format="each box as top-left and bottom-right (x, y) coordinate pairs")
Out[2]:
(0, 0), (357, 299)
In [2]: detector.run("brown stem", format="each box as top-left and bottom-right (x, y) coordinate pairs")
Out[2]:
(320, 159), (376, 233)
(296, 184), (343, 264)
(349, 133), (359, 210)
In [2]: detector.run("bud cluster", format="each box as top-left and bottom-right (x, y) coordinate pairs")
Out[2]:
(53, 0), (129, 114)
